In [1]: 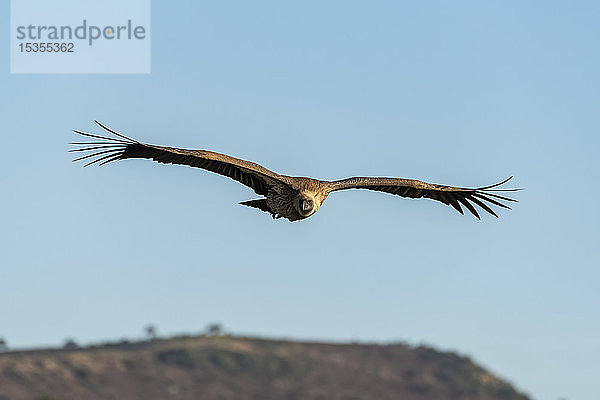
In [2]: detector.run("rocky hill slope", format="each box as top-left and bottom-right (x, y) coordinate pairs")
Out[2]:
(0, 335), (530, 400)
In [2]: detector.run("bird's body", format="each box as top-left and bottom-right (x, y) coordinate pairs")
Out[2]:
(71, 121), (520, 221)
(263, 177), (330, 221)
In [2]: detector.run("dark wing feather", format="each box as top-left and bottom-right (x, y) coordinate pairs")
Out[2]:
(328, 176), (520, 219)
(70, 121), (284, 196)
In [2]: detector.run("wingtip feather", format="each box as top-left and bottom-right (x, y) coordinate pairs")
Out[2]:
(94, 120), (138, 143)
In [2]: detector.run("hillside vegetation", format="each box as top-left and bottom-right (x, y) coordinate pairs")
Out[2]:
(0, 335), (530, 400)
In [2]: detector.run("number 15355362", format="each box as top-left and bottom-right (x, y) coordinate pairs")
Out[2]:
(19, 42), (74, 53)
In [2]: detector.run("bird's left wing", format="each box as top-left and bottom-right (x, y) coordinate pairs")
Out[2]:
(70, 121), (285, 196)
(327, 176), (520, 219)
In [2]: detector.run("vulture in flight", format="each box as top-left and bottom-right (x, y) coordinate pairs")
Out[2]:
(71, 121), (520, 222)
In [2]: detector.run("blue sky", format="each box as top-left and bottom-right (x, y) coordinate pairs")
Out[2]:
(1, 1), (599, 399)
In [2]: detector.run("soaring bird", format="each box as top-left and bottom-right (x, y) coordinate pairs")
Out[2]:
(71, 121), (519, 222)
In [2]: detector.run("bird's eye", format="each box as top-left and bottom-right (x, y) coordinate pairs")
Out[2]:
(301, 199), (313, 212)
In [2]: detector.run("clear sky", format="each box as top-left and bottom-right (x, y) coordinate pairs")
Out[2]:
(1, 2), (599, 399)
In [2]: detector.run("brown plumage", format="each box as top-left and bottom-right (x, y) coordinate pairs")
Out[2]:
(71, 121), (520, 222)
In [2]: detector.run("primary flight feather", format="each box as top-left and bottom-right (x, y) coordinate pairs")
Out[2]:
(71, 121), (520, 222)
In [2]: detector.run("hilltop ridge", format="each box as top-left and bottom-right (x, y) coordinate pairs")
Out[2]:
(0, 335), (530, 400)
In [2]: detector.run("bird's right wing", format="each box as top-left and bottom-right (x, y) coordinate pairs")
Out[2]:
(70, 121), (285, 196)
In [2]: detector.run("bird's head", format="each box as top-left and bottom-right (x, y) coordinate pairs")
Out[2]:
(294, 191), (319, 218)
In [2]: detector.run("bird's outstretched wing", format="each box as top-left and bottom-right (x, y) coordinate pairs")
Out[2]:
(328, 176), (520, 219)
(70, 121), (284, 196)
